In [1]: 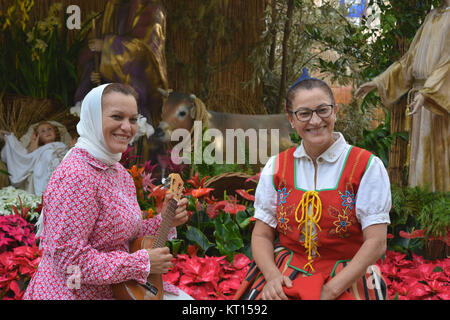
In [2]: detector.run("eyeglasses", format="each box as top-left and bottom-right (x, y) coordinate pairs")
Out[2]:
(290, 104), (334, 122)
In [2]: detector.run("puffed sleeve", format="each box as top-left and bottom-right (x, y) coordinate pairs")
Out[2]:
(355, 156), (391, 230)
(42, 170), (150, 286)
(253, 156), (278, 228)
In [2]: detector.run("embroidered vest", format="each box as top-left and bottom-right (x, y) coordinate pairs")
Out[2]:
(273, 145), (373, 275)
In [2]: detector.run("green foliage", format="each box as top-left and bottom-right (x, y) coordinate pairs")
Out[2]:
(388, 185), (450, 255)
(355, 110), (408, 167)
(172, 195), (254, 262)
(247, 0), (353, 114)
(213, 212), (244, 260)
(0, 2), (94, 107)
(306, 0), (441, 86)
(418, 194), (450, 239)
(304, 0), (441, 164)
(188, 126), (256, 179)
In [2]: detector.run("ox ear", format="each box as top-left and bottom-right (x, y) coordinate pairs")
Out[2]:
(157, 88), (170, 97)
(189, 94), (197, 119)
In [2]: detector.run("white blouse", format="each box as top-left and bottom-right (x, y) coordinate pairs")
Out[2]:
(254, 132), (391, 231)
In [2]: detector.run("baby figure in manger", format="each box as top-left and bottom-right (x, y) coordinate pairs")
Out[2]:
(0, 121), (73, 196)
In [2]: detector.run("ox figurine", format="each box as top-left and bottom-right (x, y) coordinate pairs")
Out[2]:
(154, 89), (296, 166)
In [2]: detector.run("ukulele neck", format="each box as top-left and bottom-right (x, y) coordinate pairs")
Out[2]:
(152, 198), (178, 248)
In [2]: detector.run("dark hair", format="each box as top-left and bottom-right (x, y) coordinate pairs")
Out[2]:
(285, 79), (335, 112)
(102, 83), (139, 102)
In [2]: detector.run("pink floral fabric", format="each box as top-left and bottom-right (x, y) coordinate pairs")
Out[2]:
(24, 148), (177, 300)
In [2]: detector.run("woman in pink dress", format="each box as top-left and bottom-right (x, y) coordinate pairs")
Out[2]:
(24, 83), (191, 300)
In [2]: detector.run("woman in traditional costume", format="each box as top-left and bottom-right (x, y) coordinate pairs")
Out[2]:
(234, 69), (391, 300)
(0, 121), (71, 196)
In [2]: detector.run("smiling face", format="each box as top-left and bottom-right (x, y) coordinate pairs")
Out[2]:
(101, 91), (138, 154)
(36, 123), (57, 145)
(287, 87), (338, 159)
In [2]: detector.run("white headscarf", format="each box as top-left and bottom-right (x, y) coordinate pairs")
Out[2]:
(36, 83), (140, 242)
(36, 84), (120, 242)
(65, 83), (122, 165)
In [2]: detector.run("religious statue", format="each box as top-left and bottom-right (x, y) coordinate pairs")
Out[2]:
(355, 1), (449, 192)
(0, 121), (72, 196)
(74, 0), (169, 124)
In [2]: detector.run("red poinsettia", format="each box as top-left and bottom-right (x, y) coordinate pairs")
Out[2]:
(376, 250), (450, 300)
(0, 215), (36, 253)
(0, 214), (41, 300)
(162, 252), (251, 300)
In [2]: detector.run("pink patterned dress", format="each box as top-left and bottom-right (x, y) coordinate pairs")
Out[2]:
(24, 147), (178, 299)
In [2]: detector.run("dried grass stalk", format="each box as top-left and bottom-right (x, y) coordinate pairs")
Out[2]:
(0, 94), (77, 139)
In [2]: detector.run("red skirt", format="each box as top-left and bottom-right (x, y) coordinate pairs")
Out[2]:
(233, 245), (388, 300)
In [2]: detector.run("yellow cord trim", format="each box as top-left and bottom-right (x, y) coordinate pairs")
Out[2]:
(294, 191), (322, 272)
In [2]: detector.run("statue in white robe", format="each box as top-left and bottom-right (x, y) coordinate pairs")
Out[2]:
(0, 121), (71, 196)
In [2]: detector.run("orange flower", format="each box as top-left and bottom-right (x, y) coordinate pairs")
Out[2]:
(146, 208), (157, 219)
(148, 185), (167, 211)
(127, 165), (144, 179)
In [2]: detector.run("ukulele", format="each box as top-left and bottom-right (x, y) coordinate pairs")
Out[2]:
(112, 173), (184, 300)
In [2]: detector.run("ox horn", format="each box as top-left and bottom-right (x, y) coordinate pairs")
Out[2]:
(157, 88), (170, 97)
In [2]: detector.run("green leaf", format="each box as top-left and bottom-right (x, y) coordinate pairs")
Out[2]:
(236, 210), (248, 227)
(185, 225), (213, 253)
(168, 239), (184, 255)
(213, 213), (243, 259)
